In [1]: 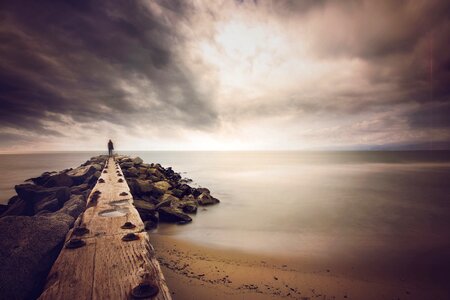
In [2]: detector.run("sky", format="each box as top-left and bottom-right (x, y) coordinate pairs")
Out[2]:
(1, 0), (449, 152)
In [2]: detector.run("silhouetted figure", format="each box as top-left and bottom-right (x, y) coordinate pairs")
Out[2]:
(108, 139), (114, 156)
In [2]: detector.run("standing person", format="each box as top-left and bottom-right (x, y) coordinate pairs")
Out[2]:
(108, 139), (114, 156)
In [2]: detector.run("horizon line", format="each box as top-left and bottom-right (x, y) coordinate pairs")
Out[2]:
(1, 149), (450, 155)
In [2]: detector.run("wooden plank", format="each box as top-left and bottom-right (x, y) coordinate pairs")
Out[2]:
(92, 233), (171, 299)
(39, 157), (171, 300)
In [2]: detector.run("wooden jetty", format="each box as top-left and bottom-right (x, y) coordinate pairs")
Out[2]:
(39, 157), (171, 299)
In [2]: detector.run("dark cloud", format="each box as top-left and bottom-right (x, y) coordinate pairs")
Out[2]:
(0, 0), (449, 150)
(408, 102), (450, 129)
(0, 0), (217, 137)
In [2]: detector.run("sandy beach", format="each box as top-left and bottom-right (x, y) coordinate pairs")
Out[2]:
(151, 234), (449, 300)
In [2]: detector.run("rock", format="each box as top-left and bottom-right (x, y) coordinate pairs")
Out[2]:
(147, 168), (164, 179)
(140, 195), (158, 204)
(7, 195), (20, 205)
(155, 194), (180, 210)
(135, 179), (154, 195)
(179, 184), (193, 196)
(161, 193), (179, 202)
(144, 220), (157, 230)
(149, 186), (164, 199)
(14, 184), (41, 202)
(82, 188), (92, 200)
(120, 162), (134, 169)
(158, 207), (192, 224)
(154, 181), (171, 192)
(15, 184), (70, 207)
(58, 194), (86, 218)
(92, 164), (103, 171)
(70, 183), (89, 195)
(147, 175), (160, 182)
(0, 197), (33, 217)
(67, 165), (97, 185)
(0, 204), (7, 215)
(34, 196), (60, 214)
(84, 171), (101, 186)
(124, 167), (138, 177)
(137, 167), (147, 175)
(0, 213), (74, 299)
(28, 171), (57, 186)
(133, 200), (156, 213)
(121, 157), (132, 163)
(193, 187), (210, 197)
(197, 193), (220, 206)
(132, 157), (143, 165)
(171, 188), (184, 198)
(182, 203), (198, 214)
(180, 178), (193, 184)
(139, 210), (159, 223)
(43, 173), (73, 188)
(155, 199), (172, 210)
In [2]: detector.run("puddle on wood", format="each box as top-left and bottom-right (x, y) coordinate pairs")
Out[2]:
(98, 207), (129, 217)
(109, 199), (130, 206)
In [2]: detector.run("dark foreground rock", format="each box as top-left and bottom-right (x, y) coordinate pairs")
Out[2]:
(42, 172), (73, 188)
(0, 155), (107, 299)
(0, 213), (75, 299)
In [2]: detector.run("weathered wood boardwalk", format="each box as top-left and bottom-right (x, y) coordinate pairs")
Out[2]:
(39, 157), (171, 299)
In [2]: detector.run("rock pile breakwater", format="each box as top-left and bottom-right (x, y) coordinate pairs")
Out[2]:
(0, 154), (219, 299)
(0, 155), (106, 299)
(116, 155), (220, 228)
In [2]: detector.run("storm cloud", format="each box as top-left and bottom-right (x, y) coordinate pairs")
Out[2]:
(0, 0), (449, 151)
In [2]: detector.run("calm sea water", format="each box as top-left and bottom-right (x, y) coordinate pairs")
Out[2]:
(1, 151), (450, 282)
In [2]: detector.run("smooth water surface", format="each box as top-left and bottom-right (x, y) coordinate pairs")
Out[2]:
(1, 151), (449, 282)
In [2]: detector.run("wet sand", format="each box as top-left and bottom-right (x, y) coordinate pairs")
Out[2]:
(151, 234), (449, 300)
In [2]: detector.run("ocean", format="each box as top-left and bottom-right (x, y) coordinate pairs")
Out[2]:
(1, 151), (450, 283)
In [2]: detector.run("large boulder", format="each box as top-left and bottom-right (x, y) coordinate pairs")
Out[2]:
(34, 196), (60, 214)
(28, 171), (57, 186)
(124, 167), (138, 178)
(193, 187), (210, 198)
(135, 179), (154, 195)
(91, 164), (103, 171)
(138, 209), (159, 223)
(0, 213), (74, 299)
(66, 165), (97, 185)
(147, 175), (160, 183)
(84, 171), (101, 186)
(197, 193), (220, 206)
(15, 184), (70, 207)
(149, 186), (164, 199)
(158, 207), (192, 224)
(120, 162), (134, 169)
(43, 173), (73, 188)
(182, 202), (198, 214)
(155, 199), (172, 210)
(132, 157), (143, 165)
(133, 200), (156, 213)
(154, 181), (171, 192)
(70, 183), (89, 195)
(144, 220), (157, 230)
(121, 157), (132, 163)
(147, 168), (164, 179)
(58, 194), (86, 218)
(170, 188), (185, 198)
(0, 204), (7, 215)
(0, 197), (33, 217)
